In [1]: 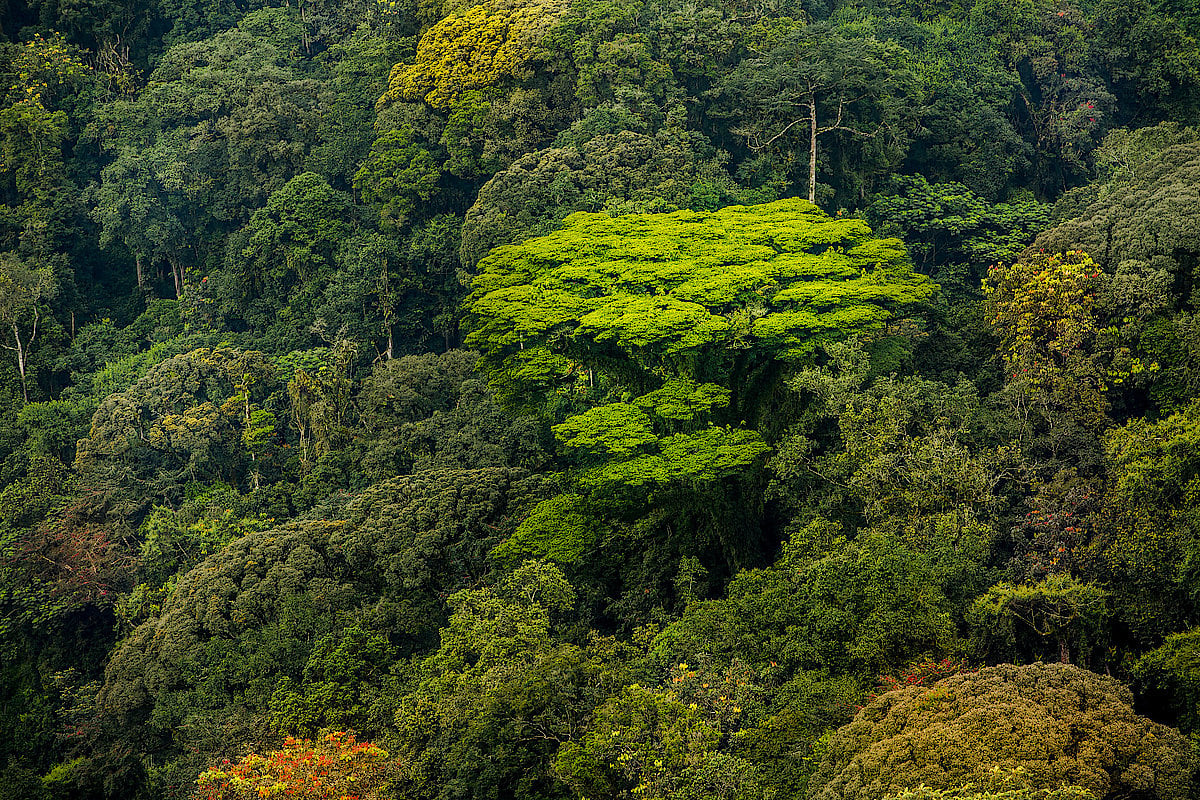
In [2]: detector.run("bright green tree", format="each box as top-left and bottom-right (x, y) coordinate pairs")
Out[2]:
(469, 199), (933, 580)
(464, 198), (932, 411)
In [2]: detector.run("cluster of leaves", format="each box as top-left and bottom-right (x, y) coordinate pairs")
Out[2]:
(884, 778), (1095, 800)
(810, 663), (1191, 800)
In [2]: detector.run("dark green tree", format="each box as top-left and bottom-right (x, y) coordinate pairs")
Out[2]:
(217, 172), (355, 351)
(391, 560), (638, 800)
(89, 10), (330, 298)
(73, 347), (281, 511)
(713, 26), (918, 205)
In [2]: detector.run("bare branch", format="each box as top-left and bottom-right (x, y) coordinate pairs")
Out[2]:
(739, 113), (813, 152)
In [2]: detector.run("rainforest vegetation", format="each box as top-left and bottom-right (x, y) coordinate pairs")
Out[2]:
(1, 0), (1200, 796)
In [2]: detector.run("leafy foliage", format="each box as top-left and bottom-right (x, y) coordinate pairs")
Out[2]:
(809, 662), (1191, 800)
(556, 681), (767, 800)
(4, 0), (1200, 795)
(460, 127), (733, 268)
(74, 347), (281, 510)
(390, 561), (637, 800)
(884, 780), (1094, 800)
(968, 574), (1110, 666)
(380, 0), (570, 111)
(1094, 400), (1200, 643)
(195, 731), (395, 800)
(464, 199), (932, 406)
(985, 250), (1109, 464)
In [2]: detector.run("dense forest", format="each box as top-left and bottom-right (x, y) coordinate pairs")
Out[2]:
(1, 0), (1200, 796)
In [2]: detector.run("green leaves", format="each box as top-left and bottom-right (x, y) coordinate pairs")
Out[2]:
(89, 12), (330, 295)
(866, 175), (1050, 283)
(555, 683), (763, 800)
(465, 200), (930, 579)
(580, 428), (770, 494)
(634, 379), (730, 422)
(655, 525), (974, 680)
(713, 25), (919, 204)
(494, 494), (598, 566)
(0, 252), (59, 402)
(465, 199), (931, 405)
(1096, 400), (1200, 642)
(554, 403), (658, 458)
(354, 127), (441, 218)
(985, 250), (1109, 454)
(968, 574), (1111, 665)
(460, 127), (735, 268)
(380, 0), (570, 111)
(390, 561), (632, 800)
(74, 347), (281, 509)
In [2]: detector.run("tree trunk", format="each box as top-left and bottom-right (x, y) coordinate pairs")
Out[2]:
(1058, 636), (1070, 664)
(11, 322), (28, 404)
(809, 101), (819, 204)
(135, 254), (144, 289)
(169, 256), (183, 300)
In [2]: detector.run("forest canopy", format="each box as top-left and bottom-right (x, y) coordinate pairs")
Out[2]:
(2, 0), (1200, 797)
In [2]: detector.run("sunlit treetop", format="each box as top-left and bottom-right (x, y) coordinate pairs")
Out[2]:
(379, 0), (570, 111)
(195, 731), (394, 800)
(463, 198), (934, 406)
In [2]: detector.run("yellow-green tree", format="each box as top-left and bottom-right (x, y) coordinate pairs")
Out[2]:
(985, 251), (1107, 455)
(471, 199), (934, 571)
(380, 0), (570, 111)
(0, 34), (90, 206)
